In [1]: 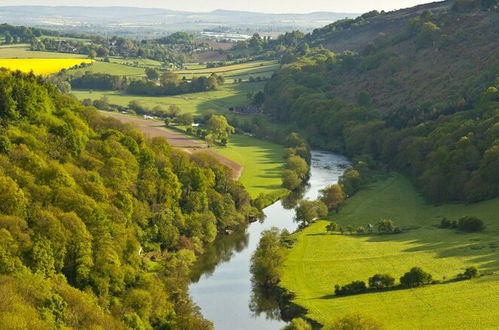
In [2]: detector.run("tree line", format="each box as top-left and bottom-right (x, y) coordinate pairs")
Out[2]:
(70, 70), (224, 96)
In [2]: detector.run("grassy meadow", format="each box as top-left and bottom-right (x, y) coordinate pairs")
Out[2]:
(175, 60), (278, 82)
(69, 60), (146, 77)
(71, 81), (266, 115)
(0, 44), (87, 59)
(0, 58), (93, 75)
(281, 174), (499, 329)
(213, 134), (286, 197)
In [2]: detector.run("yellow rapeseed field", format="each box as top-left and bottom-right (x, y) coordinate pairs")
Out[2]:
(0, 59), (93, 75)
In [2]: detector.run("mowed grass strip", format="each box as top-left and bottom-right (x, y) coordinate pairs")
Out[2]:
(0, 58), (93, 75)
(281, 174), (499, 329)
(213, 134), (285, 197)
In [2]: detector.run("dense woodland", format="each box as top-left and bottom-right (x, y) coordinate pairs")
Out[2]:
(0, 70), (255, 328)
(263, 2), (499, 203)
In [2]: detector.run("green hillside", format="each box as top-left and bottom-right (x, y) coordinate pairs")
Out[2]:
(281, 174), (499, 329)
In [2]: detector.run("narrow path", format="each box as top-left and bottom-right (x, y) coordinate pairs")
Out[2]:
(101, 111), (243, 180)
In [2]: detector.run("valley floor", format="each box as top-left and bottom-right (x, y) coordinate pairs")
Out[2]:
(281, 174), (499, 329)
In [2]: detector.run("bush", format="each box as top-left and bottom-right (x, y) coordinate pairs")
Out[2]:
(327, 314), (382, 330)
(335, 281), (367, 296)
(457, 216), (485, 232)
(368, 274), (395, 289)
(400, 267), (432, 288)
(376, 219), (394, 233)
(460, 266), (479, 279)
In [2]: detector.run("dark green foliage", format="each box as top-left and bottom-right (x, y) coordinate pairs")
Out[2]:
(376, 219), (395, 233)
(368, 274), (395, 289)
(457, 216), (485, 232)
(262, 9), (499, 204)
(460, 266), (480, 279)
(334, 280), (367, 296)
(400, 267), (433, 288)
(0, 135), (11, 154)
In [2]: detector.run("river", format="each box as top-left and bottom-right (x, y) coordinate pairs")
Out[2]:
(189, 150), (350, 329)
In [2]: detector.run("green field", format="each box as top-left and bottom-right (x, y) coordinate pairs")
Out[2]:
(213, 134), (285, 197)
(69, 61), (146, 77)
(175, 60), (279, 82)
(281, 174), (499, 329)
(71, 82), (265, 116)
(0, 44), (86, 59)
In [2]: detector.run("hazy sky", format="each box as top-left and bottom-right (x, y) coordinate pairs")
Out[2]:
(4, 0), (434, 14)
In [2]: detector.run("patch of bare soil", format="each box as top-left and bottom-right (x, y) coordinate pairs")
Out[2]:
(101, 112), (243, 180)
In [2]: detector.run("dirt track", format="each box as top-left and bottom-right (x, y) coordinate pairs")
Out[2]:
(101, 112), (243, 180)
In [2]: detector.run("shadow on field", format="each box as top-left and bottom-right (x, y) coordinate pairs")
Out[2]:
(360, 229), (499, 274)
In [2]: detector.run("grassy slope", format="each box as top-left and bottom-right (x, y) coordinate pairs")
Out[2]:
(71, 82), (266, 115)
(213, 134), (285, 197)
(281, 174), (499, 329)
(69, 61), (146, 77)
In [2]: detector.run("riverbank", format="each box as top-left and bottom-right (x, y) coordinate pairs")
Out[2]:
(280, 173), (499, 329)
(189, 151), (350, 329)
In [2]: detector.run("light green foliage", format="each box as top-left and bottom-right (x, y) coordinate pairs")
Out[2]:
(0, 70), (251, 328)
(295, 200), (328, 225)
(281, 174), (499, 328)
(207, 114), (234, 144)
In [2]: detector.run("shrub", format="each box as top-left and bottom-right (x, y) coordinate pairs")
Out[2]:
(326, 222), (339, 234)
(335, 280), (367, 296)
(356, 226), (366, 234)
(460, 266), (479, 279)
(327, 314), (382, 330)
(376, 219), (394, 233)
(368, 274), (395, 289)
(400, 267), (432, 288)
(457, 216), (485, 232)
(440, 217), (452, 228)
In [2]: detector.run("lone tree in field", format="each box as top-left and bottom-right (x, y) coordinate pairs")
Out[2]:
(207, 114), (234, 145)
(167, 104), (181, 118)
(320, 184), (346, 212)
(295, 200), (327, 226)
(326, 222), (339, 234)
(400, 267), (432, 288)
(145, 68), (160, 81)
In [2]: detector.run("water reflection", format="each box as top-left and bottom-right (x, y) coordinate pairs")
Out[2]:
(189, 151), (350, 330)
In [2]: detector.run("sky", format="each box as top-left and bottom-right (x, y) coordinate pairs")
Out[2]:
(4, 0), (435, 14)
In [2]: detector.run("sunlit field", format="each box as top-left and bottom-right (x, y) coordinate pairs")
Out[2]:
(0, 58), (93, 75)
(281, 174), (499, 329)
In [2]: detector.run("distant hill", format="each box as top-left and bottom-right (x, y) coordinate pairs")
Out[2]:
(302, 0), (499, 112)
(0, 6), (358, 38)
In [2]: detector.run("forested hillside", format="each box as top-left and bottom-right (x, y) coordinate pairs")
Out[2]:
(0, 70), (253, 328)
(263, 0), (499, 203)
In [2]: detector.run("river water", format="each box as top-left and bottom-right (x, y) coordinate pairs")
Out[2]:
(189, 151), (350, 330)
